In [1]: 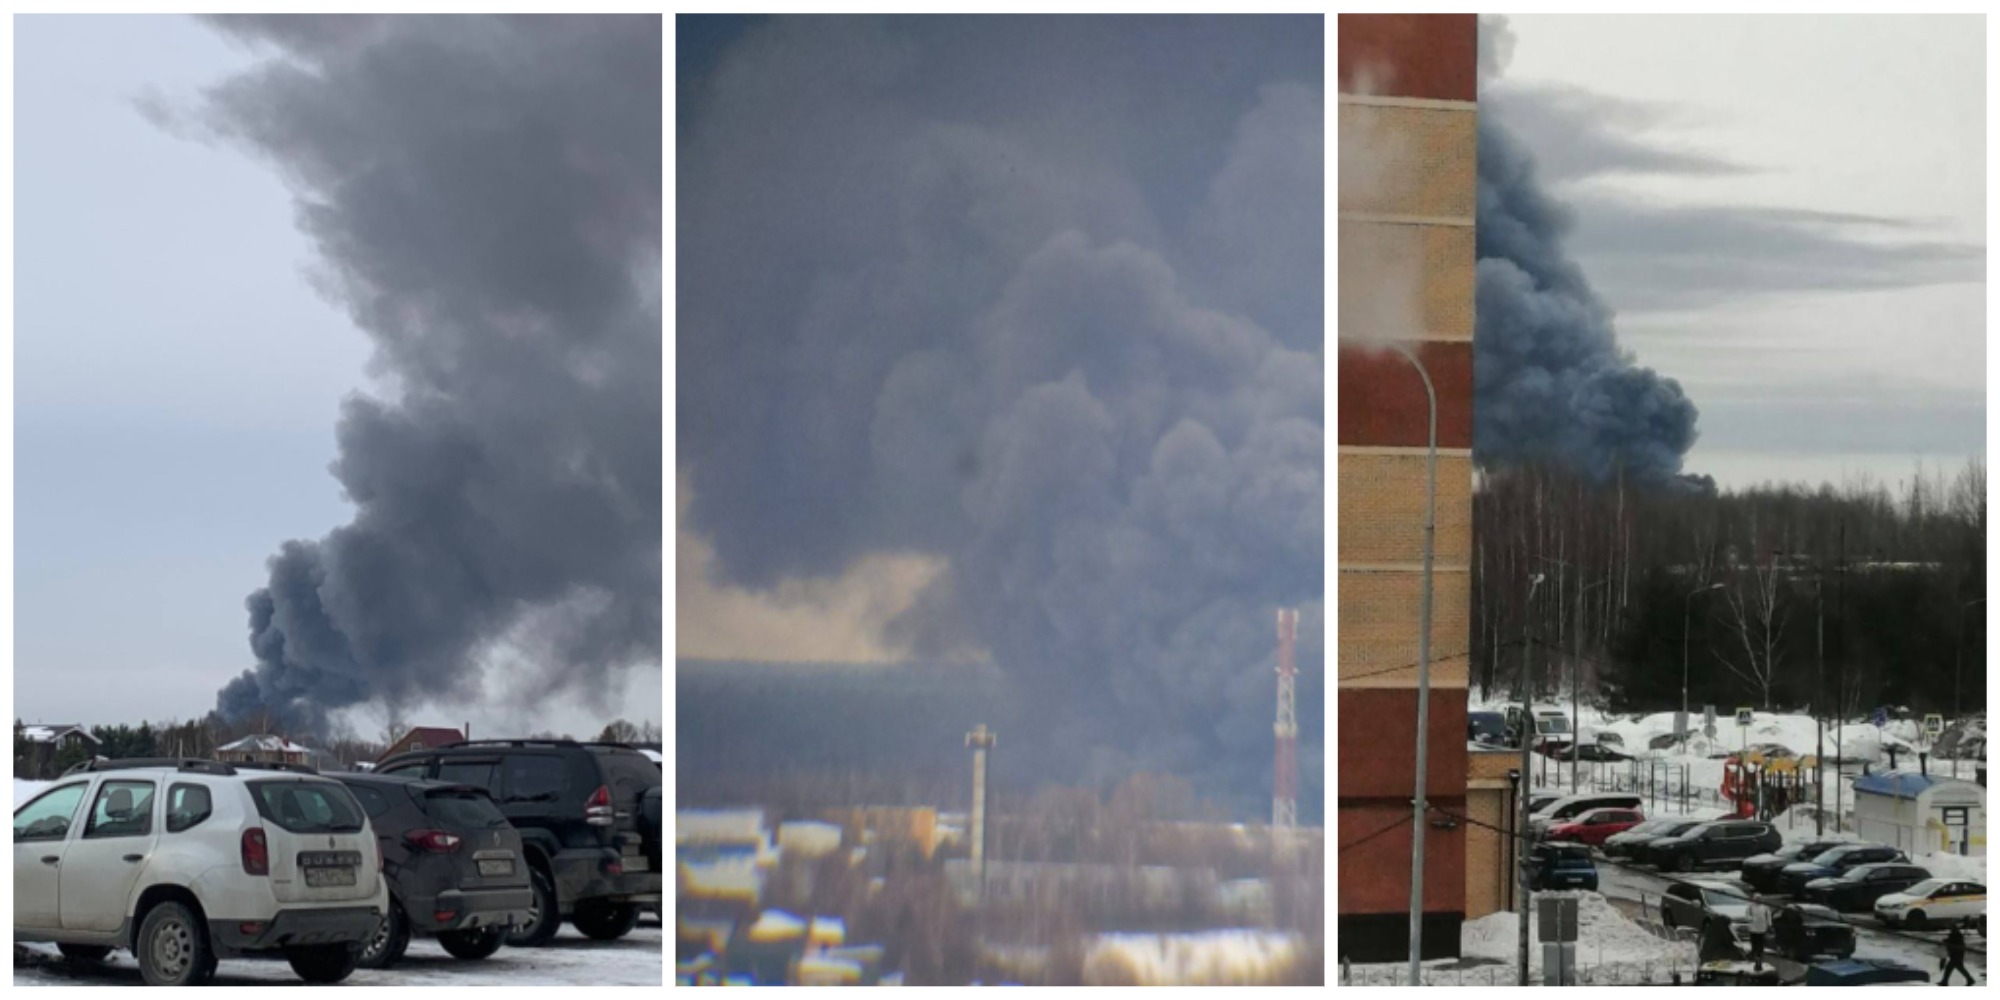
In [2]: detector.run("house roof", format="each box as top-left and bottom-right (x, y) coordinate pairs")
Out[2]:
(399, 727), (466, 748)
(218, 734), (311, 753)
(1851, 772), (1984, 801)
(19, 724), (99, 744)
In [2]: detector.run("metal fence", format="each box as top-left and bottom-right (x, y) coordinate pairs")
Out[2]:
(1338, 896), (1703, 987)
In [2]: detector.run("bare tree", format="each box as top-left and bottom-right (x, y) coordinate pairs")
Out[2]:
(1715, 546), (1789, 709)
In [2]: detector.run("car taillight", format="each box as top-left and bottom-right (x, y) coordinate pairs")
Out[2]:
(405, 829), (464, 853)
(585, 785), (614, 827)
(242, 828), (270, 876)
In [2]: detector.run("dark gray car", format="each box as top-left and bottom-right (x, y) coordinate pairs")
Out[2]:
(333, 773), (534, 969)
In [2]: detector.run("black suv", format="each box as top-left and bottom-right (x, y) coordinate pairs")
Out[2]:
(1644, 820), (1781, 873)
(1775, 843), (1907, 896)
(331, 773), (534, 968)
(375, 740), (663, 946)
(1740, 837), (1853, 893)
(1800, 863), (1932, 913)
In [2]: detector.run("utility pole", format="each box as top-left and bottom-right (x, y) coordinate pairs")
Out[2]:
(1815, 573), (1824, 837)
(1517, 573), (1545, 987)
(1834, 524), (1845, 832)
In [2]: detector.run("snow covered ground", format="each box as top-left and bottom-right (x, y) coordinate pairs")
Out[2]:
(1082, 930), (1307, 986)
(14, 924), (664, 986)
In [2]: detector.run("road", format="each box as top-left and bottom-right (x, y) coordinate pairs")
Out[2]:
(1597, 857), (1984, 983)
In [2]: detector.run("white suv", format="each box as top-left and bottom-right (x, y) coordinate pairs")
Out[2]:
(14, 759), (388, 985)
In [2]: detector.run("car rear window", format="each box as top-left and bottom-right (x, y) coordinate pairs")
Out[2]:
(438, 760), (499, 791)
(502, 755), (566, 802)
(423, 789), (510, 829)
(250, 780), (365, 833)
(347, 784), (395, 818)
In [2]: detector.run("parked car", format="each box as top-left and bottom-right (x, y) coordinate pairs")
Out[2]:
(1776, 844), (1906, 896)
(1530, 793), (1644, 837)
(330, 773), (535, 968)
(13, 759), (388, 986)
(1525, 843), (1598, 892)
(1872, 878), (1985, 929)
(1468, 711), (1510, 747)
(1769, 902), (1858, 961)
(1660, 878), (1751, 935)
(1526, 792), (1565, 816)
(1604, 817), (1704, 860)
(1506, 707), (1573, 748)
(1551, 742), (1632, 762)
(1741, 837), (1854, 894)
(1802, 958), (1931, 986)
(1802, 862), (1932, 913)
(1643, 819), (1781, 873)
(376, 739), (663, 947)
(1545, 807), (1645, 847)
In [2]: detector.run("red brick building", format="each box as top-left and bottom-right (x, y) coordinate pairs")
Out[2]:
(1336, 13), (1480, 963)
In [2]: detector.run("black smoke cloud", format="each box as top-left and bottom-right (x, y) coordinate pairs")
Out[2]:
(204, 15), (663, 733)
(1474, 18), (1700, 485)
(679, 17), (1322, 816)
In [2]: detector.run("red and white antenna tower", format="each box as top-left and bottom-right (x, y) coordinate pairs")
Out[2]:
(1273, 607), (1299, 829)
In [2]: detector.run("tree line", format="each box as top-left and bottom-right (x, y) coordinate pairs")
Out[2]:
(1472, 459), (1985, 719)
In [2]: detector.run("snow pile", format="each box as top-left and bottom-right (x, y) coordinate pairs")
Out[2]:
(1081, 930), (1302, 986)
(678, 809), (767, 844)
(678, 855), (763, 903)
(1915, 852), (1986, 882)
(795, 955), (863, 985)
(1462, 892), (1690, 977)
(745, 909), (808, 942)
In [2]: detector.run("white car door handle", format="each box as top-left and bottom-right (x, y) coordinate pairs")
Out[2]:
(40, 856), (59, 865)
(122, 854), (145, 863)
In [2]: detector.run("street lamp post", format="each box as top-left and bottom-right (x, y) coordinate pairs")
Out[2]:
(1682, 583), (1725, 731)
(1516, 572), (1545, 988)
(1387, 342), (1437, 983)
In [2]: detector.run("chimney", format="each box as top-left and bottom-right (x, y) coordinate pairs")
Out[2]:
(465, 721), (471, 742)
(965, 724), (996, 902)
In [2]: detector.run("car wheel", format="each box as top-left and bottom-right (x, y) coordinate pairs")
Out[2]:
(57, 944), (113, 964)
(286, 943), (359, 984)
(506, 866), (562, 948)
(357, 899), (411, 970)
(137, 900), (216, 987)
(439, 925), (508, 960)
(1905, 910), (1927, 930)
(573, 900), (641, 941)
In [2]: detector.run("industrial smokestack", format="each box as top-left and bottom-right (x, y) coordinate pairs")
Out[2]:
(966, 723), (997, 900)
(1274, 608), (1299, 829)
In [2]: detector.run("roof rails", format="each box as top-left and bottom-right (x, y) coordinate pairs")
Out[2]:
(232, 760), (322, 776)
(577, 741), (647, 753)
(435, 738), (583, 750)
(63, 758), (239, 777)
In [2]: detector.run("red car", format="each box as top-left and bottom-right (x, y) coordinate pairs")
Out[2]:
(1546, 807), (1645, 846)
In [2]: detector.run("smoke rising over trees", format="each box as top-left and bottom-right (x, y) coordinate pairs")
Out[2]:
(197, 15), (663, 734)
(678, 17), (1323, 818)
(1474, 16), (1701, 486)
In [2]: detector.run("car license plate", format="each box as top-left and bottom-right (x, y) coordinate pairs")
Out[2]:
(478, 859), (514, 877)
(305, 866), (357, 888)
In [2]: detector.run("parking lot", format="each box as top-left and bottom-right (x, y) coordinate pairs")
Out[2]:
(14, 920), (663, 986)
(1597, 855), (1984, 980)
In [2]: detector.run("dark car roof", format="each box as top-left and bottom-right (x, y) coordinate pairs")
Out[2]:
(331, 772), (485, 795)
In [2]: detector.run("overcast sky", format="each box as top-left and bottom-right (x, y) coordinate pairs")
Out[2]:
(15, 15), (660, 738)
(1489, 14), (1985, 492)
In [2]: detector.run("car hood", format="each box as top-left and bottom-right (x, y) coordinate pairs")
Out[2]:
(1782, 862), (1829, 875)
(1804, 877), (1844, 891)
(1743, 853), (1784, 866)
(1873, 892), (1919, 909)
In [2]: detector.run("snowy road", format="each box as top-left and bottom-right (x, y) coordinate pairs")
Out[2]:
(1598, 860), (1984, 982)
(14, 921), (663, 986)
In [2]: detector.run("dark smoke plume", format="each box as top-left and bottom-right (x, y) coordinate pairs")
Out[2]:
(202, 15), (662, 733)
(679, 17), (1321, 816)
(1474, 17), (1700, 485)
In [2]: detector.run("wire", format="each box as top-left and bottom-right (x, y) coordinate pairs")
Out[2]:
(1421, 802), (1987, 959)
(1338, 813), (1414, 853)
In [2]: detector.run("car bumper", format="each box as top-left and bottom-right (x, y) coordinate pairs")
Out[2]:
(551, 848), (665, 910)
(410, 887), (537, 934)
(208, 905), (383, 956)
